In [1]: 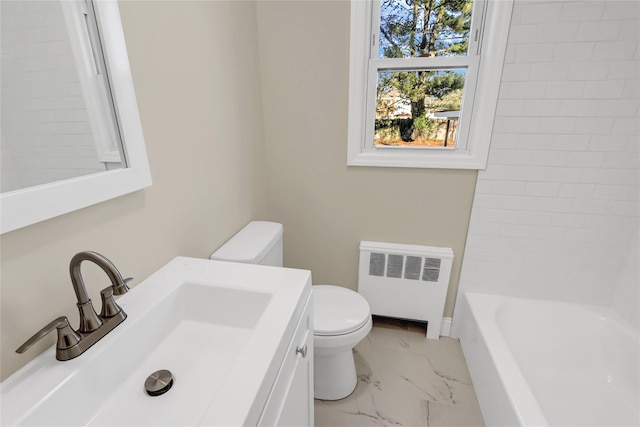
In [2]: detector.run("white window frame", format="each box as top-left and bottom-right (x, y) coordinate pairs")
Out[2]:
(62, 0), (123, 163)
(347, 0), (514, 170)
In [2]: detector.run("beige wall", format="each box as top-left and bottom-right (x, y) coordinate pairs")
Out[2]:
(256, 1), (477, 317)
(1, 0), (479, 381)
(0, 1), (268, 381)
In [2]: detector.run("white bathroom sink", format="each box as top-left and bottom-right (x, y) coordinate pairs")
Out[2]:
(1, 257), (311, 426)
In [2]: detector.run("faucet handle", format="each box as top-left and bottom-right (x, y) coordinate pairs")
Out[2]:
(112, 277), (133, 296)
(100, 287), (125, 318)
(16, 316), (81, 355)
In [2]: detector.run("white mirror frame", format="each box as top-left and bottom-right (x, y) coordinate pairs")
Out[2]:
(0, 0), (152, 234)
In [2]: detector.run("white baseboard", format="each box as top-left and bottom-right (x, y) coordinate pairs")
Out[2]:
(439, 317), (452, 337)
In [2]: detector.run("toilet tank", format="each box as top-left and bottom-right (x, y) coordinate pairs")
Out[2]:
(210, 221), (283, 267)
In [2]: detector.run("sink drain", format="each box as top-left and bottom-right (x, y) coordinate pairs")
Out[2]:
(145, 369), (173, 396)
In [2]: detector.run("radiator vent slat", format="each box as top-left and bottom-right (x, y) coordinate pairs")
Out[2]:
(404, 256), (422, 280)
(386, 254), (404, 278)
(368, 252), (386, 277)
(422, 257), (441, 282)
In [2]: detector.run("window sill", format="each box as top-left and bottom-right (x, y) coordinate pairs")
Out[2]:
(347, 148), (487, 169)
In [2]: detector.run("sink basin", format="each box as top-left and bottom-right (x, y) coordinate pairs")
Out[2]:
(1, 257), (311, 426)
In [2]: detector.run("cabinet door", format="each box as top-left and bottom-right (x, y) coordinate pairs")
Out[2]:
(278, 322), (313, 426)
(258, 298), (314, 426)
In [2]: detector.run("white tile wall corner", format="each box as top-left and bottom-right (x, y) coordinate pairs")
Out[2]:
(1, 1), (105, 192)
(457, 0), (639, 313)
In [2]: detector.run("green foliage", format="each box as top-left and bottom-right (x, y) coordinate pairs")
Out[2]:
(424, 72), (465, 99)
(430, 88), (463, 111)
(375, 117), (447, 143)
(379, 0), (473, 60)
(374, 119), (402, 143)
(413, 115), (431, 139)
(413, 116), (446, 140)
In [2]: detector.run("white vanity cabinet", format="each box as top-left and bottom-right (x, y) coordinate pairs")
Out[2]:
(258, 295), (314, 427)
(0, 258), (315, 427)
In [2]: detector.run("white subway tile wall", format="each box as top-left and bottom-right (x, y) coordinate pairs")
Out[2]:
(1, 1), (106, 192)
(458, 0), (639, 308)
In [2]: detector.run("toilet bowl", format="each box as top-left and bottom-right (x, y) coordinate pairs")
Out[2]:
(210, 221), (372, 401)
(313, 285), (372, 400)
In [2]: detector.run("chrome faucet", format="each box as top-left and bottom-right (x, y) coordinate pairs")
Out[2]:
(16, 251), (133, 361)
(70, 251), (131, 332)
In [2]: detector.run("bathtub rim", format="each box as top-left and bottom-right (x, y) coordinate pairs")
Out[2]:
(459, 292), (549, 426)
(457, 291), (640, 427)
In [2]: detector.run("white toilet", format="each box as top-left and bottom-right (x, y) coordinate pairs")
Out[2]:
(210, 221), (372, 400)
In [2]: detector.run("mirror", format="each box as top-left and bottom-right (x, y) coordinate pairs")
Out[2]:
(2, 0), (125, 193)
(0, 0), (151, 234)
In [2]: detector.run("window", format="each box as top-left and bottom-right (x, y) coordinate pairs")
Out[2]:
(347, 0), (514, 169)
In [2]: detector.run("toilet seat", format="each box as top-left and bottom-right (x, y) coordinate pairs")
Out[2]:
(313, 285), (371, 336)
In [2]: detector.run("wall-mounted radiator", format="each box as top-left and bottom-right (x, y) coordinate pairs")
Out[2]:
(358, 241), (454, 340)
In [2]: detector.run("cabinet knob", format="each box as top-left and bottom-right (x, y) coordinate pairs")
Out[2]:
(295, 344), (308, 358)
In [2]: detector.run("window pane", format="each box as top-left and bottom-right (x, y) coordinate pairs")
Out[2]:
(378, 0), (473, 59)
(374, 69), (466, 148)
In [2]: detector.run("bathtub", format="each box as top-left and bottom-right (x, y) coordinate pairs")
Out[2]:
(456, 293), (639, 427)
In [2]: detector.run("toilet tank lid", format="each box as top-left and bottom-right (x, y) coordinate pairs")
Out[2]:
(210, 221), (283, 264)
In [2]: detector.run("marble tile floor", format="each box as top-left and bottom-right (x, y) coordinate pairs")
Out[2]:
(314, 317), (485, 427)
